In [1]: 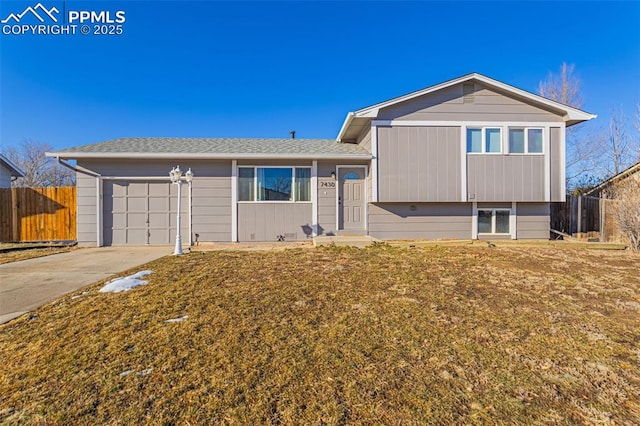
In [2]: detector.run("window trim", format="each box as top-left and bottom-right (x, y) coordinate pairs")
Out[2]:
(507, 127), (544, 155)
(477, 208), (511, 235)
(237, 166), (312, 203)
(467, 127), (503, 154)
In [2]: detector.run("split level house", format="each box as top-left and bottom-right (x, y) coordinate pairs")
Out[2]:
(48, 73), (596, 246)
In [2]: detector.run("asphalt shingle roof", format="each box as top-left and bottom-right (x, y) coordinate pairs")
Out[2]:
(51, 137), (370, 159)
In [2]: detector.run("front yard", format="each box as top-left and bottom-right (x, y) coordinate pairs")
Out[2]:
(1, 245), (638, 424)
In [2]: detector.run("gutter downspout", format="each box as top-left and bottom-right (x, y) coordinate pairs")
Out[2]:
(56, 157), (101, 177)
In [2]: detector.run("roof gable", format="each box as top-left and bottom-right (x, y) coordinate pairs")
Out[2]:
(337, 73), (597, 141)
(0, 154), (25, 177)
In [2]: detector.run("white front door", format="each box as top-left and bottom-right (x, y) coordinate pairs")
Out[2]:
(338, 167), (366, 231)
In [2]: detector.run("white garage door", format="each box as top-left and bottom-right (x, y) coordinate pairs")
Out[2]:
(103, 181), (188, 246)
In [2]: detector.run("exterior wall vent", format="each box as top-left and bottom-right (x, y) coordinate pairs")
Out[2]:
(463, 83), (475, 103)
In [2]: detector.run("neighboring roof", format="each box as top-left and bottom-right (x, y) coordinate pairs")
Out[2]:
(0, 153), (25, 177)
(337, 72), (598, 141)
(46, 137), (372, 160)
(585, 161), (640, 196)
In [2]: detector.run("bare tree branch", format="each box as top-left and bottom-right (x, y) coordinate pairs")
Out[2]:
(4, 140), (75, 187)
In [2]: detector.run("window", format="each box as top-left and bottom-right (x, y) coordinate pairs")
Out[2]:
(508, 129), (525, 153)
(528, 129), (543, 153)
(238, 167), (311, 202)
(467, 127), (502, 153)
(478, 209), (510, 234)
(295, 168), (311, 201)
(238, 168), (255, 201)
(258, 168), (292, 201)
(508, 127), (543, 154)
(467, 128), (482, 153)
(485, 128), (501, 153)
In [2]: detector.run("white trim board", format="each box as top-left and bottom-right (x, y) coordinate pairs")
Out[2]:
(373, 120), (566, 128)
(231, 160), (238, 242)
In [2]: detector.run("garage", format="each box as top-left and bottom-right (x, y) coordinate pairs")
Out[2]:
(102, 180), (189, 246)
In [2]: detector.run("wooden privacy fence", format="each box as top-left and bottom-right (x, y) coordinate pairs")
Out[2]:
(550, 195), (601, 237)
(0, 187), (76, 242)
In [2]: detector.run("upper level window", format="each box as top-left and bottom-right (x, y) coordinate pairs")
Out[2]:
(467, 127), (502, 153)
(238, 167), (311, 202)
(508, 128), (543, 154)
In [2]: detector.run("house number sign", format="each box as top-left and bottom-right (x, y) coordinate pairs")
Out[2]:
(320, 181), (336, 188)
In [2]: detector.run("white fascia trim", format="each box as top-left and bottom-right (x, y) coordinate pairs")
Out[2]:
(311, 160), (318, 236)
(544, 126), (551, 202)
(231, 160), (238, 242)
(460, 125), (468, 202)
(559, 123), (566, 200)
(371, 126), (378, 202)
(372, 120), (564, 127)
(49, 153), (372, 161)
(511, 202), (517, 240)
(96, 177), (103, 247)
(336, 112), (355, 142)
(471, 201), (478, 239)
(356, 73), (596, 122)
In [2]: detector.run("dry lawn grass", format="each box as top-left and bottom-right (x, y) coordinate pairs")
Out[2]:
(1, 245), (639, 424)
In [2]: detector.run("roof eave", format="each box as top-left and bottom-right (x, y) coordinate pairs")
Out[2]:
(0, 154), (25, 177)
(46, 152), (372, 161)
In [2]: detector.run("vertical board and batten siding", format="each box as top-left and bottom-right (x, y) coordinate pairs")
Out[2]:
(317, 162), (338, 236)
(467, 156), (545, 201)
(76, 160), (231, 246)
(368, 203), (472, 240)
(516, 203), (551, 239)
(237, 203), (313, 242)
(549, 127), (564, 202)
(377, 83), (564, 123)
(377, 126), (461, 202)
(0, 187), (76, 242)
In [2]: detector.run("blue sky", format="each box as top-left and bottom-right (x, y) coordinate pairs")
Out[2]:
(1, 0), (639, 152)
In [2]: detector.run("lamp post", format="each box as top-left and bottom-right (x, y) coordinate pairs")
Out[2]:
(169, 166), (194, 255)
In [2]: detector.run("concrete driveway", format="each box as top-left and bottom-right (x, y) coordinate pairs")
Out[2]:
(0, 246), (170, 324)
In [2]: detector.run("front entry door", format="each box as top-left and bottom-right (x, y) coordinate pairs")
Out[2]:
(338, 167), (366, 231)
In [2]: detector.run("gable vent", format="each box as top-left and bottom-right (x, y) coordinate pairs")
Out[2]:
(463, 83), (475, 103)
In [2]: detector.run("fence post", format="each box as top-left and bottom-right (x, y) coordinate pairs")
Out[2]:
(11, 187), (19, 242)
(577, 196), (582, 235)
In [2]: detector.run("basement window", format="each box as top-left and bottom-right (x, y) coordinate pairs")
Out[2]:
(478, 209), (510, 234)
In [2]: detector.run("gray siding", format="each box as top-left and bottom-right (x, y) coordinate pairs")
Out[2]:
(0, 165), (12, 188)
(76, 173), (96, 246)
(377, 126), (461, 202)
(378, 83), (563, 122)
(77, 159), (231, 246)
(369, 203), (472, 240)
(467, 156), (545, 202)
(237, 203), (312, 242)
(549, 127), (564, 202)
(516, 203), (550, 239)
(318, 162), (338, 236)
(357, 126), (372, 153)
